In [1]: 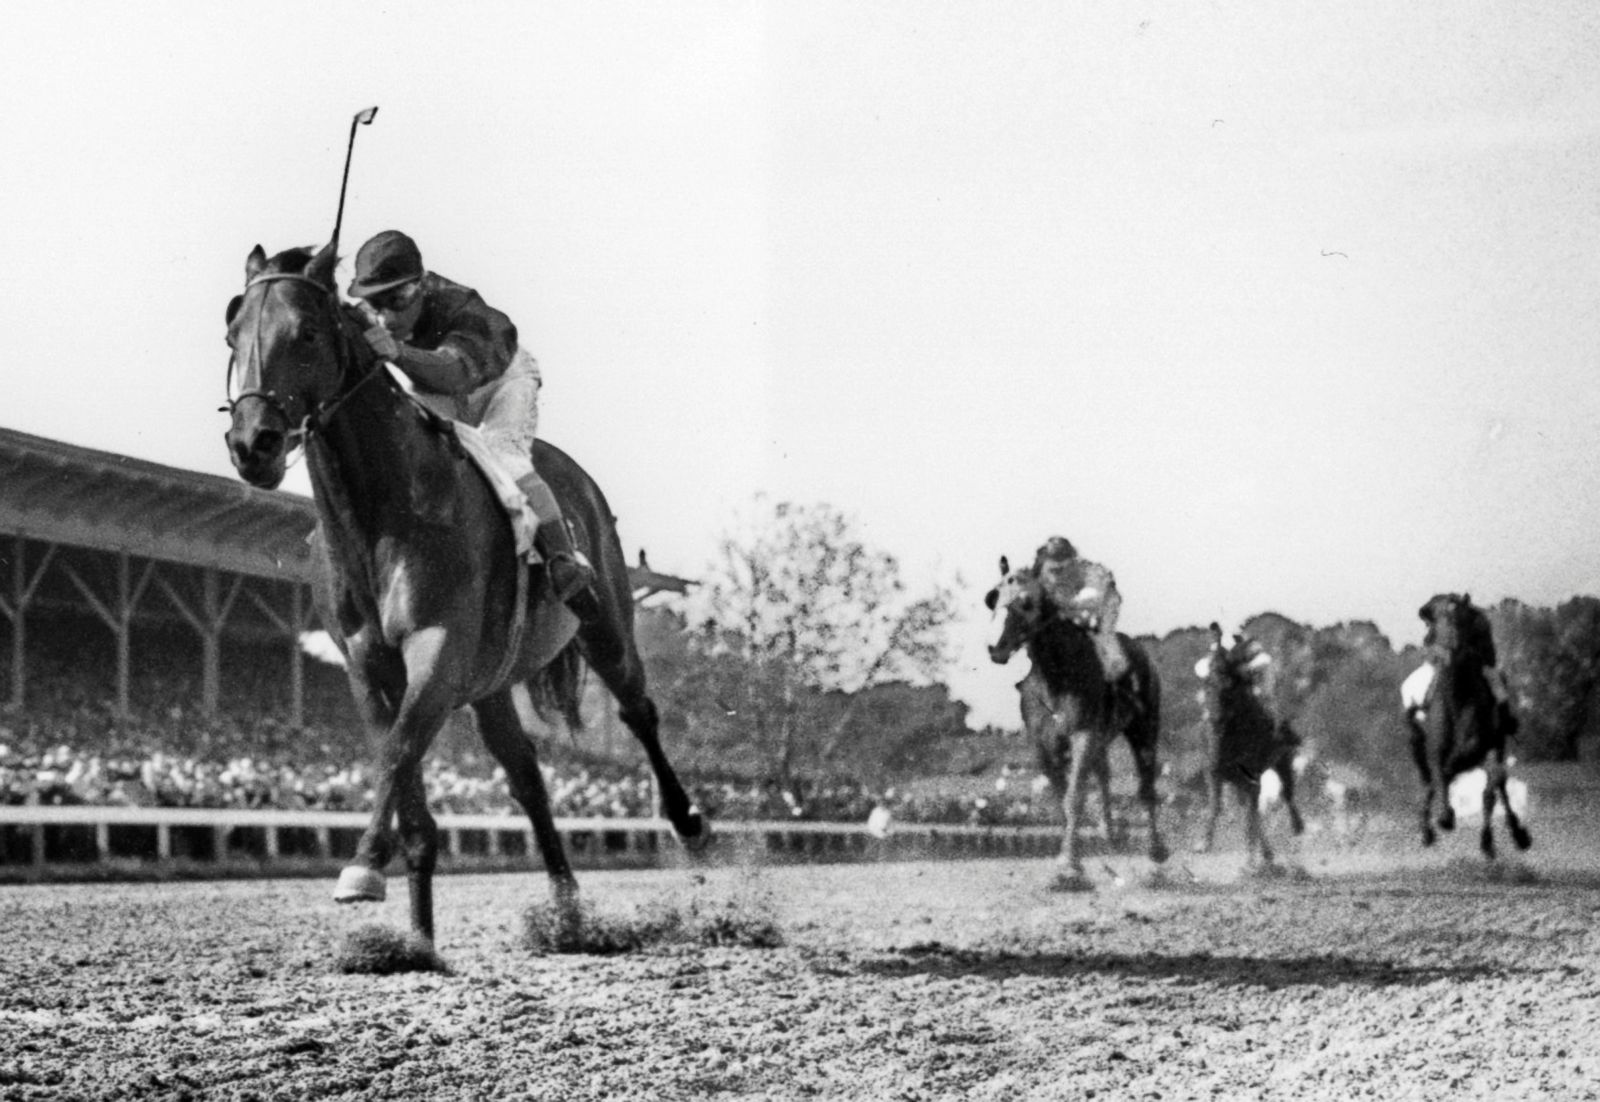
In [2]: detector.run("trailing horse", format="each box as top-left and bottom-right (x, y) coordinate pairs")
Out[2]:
(222, 243), (707, 943)
(1194, 624), (1306, 867)
(1407, 593), (1531, 857)
(985, 558), (1168, 888)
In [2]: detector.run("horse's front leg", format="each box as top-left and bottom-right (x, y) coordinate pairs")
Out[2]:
(1093, 757), (1116, 843)
(1051, 730), (1094, 890)
(397, 765), (440, 941)
(1435, 751), (1456, 833)
(1242, 781), (1273, 868)
(333, 641), (405, 904)
(337, 628), (458, 942)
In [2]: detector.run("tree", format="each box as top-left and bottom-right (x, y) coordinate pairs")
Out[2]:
(1491, 597), (1600, 761)
(685, 499), (960, 787)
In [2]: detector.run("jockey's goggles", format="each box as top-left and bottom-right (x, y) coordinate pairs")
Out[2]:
(365, 280), (423, 313)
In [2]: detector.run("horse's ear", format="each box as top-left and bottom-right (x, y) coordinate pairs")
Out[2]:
(305, 241), (338, 288)
(245, 245), (267, 282)
(225, 294), (243, 325)
(984, 588), (999, 612)
(999, 555), (1010, 577)
(1418, 602), (1433, 622)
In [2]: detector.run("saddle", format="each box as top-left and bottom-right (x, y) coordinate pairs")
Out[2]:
(430, 418), (541, 563)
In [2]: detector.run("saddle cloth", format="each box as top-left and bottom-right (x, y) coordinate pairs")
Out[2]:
(449, 422), (541, 563)
(1402, 663), (1435, 714)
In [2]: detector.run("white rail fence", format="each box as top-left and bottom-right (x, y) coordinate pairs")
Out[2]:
(0, 805), (1061, 880)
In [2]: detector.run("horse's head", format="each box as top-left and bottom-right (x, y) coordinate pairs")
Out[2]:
(1418, 592), (1496, 666)
(223, 242), (352, 489)
(984, 556), (1047, 664)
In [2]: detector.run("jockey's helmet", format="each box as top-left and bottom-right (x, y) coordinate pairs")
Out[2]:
(348, 230), (424, 299)
(1035, 536), (1078, 562)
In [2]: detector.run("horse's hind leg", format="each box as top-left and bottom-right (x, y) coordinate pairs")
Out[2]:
(1277, 759), (1306, 836)
(1124, 723), (1168, 864)
(1196, 772), (1223, 854)
(581, 623), (706, 848)
(472, 689), (580, 917)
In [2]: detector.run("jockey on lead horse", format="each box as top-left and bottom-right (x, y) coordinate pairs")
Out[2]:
(348, 229), (596, 612)
(1031, 536), (1134, 703)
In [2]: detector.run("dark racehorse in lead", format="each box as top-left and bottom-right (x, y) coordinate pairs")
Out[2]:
(985, 558), (1169, 888)
(222, 242), (707, 942)
(1194, 624), (1305, 868)
(1407, 593), (1531, 858)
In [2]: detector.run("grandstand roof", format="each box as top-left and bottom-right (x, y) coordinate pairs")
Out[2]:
(0, 427), (316, 582)
(0, 426), (693, 594)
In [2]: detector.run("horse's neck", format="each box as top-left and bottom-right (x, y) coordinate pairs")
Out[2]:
(1438, 648), (1487, 701)
(307, 359), (457, 559)
(1029, 620), (1097, 694)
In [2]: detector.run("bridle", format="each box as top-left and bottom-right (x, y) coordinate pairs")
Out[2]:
(223, 270), (385, 449)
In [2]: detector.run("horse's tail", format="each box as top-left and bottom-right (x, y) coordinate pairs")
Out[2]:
(526, 641), (586, 733)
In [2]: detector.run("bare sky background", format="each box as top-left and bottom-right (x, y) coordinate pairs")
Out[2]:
(3, 2), (1597, 727)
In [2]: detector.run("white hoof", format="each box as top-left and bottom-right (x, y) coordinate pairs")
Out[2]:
(333, 865), (387, 903)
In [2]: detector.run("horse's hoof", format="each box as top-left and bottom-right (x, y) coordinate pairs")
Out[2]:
(333, 865), (387, 903)
(678, 809), (713, 855)
(1421, 828), (1436, 847)
(1048, 868), (1095, 893)
(1512, 825), (1533, 851)
(1246, 860), (1284, 881)
(1192, 839), (1213, 855)
(1438, 809), (1456, 832)
(1149, 839), (1171, 865)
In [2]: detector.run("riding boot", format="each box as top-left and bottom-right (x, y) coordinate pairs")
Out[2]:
(515, 472), (597, 615)
(536, 518), (598, 613)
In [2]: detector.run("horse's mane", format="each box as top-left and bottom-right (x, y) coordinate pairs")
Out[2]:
(265, 245), (321, 272)
(1424, 592), (1498, 667)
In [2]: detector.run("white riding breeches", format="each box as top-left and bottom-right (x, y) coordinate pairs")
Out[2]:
(411, 347), (541, 483)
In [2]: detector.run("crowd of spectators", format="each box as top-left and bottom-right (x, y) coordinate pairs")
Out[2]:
(0, 647), (1062, 826)
(0, 737), (1058, 827)
(3, 722), (1075, 825)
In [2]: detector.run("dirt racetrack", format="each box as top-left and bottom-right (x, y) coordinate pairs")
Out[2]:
(3, 811), (1599, 1102)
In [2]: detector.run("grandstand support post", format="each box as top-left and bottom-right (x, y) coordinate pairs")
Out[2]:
(1, 537), (57, 710)
(157, 568), (243, 716)
(289, 585), (305, 727)
(245, 582), (309, 728)
(61, 552), (157, 719)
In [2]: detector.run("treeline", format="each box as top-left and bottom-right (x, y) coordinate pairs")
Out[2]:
(626, 596), (1600, 796)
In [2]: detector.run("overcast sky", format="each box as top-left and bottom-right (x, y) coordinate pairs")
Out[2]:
(3, 2), (1597, 728)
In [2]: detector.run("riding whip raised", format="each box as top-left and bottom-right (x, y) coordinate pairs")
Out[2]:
(330, 106), (379, 257)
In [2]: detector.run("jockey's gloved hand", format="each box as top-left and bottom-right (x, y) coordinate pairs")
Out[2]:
(362, 324), (401, 362)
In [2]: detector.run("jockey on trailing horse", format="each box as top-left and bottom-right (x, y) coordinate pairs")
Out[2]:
(1403, 593), (1517, 740)
(348, 229), (596, 612)
(1031, 536), (1136, 714)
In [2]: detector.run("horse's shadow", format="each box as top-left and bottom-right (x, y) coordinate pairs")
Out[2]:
(855, 942), (1516, 990)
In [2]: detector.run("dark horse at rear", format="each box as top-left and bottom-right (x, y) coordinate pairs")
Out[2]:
(1195, 624), (1305, 868)
(1407, 593), (1530, 858)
